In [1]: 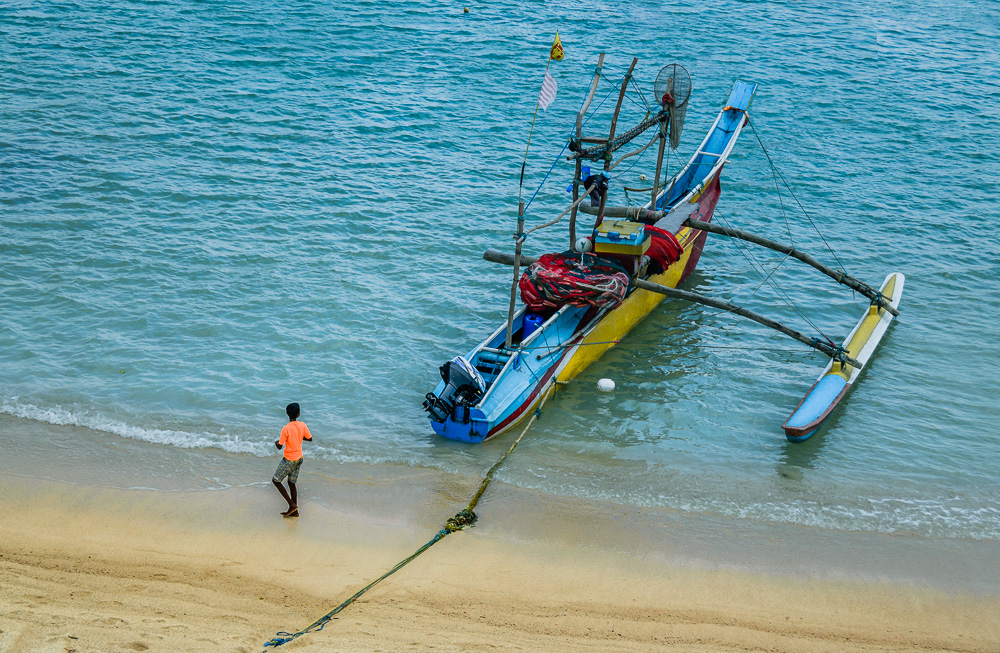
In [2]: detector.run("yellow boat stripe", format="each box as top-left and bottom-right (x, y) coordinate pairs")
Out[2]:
(831, 274), (898, 380)
(557, 226), (700, 382)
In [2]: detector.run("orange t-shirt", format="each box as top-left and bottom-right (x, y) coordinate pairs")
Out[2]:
(278, 421), (312, 461)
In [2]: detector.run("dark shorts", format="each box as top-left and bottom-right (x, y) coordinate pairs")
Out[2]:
(273, 457), (303, 483)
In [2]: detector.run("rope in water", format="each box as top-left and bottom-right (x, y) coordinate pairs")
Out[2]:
(263, 387), (555, 649)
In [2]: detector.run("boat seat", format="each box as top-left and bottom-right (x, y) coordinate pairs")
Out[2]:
(653, 200), (701, 235)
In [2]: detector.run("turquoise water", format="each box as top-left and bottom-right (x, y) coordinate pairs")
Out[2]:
(3, 0), (999, 539)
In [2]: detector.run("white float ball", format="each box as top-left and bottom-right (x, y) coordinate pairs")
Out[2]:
(639, 174), (647, 181)
(575, 237), (593, 253)
(597, 378), (616, 392)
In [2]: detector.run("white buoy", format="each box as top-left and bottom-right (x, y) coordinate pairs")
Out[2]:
(639, 174), (647, 181)
(575, 237), (593, 252)
(597, 378), (616, 392)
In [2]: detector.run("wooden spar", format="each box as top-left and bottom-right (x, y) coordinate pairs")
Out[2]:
(484, 248), (538, 266)
(607, 130), (660, 171)
(570, 160), (581, 246)
(680, 219), (900, 316)
(570, 53), (605, 248)
(580, 204), (665, 221)
(650, 132), (667, 209)
(482, 248), (863, 368)
(634, 279), (863, 368)
(575, 54), (605, 139)
(504, 204), (526, 349)
(576, 204), (899, 316)
(595, 57), (638, 228)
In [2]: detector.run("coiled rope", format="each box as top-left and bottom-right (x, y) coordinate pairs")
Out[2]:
(263, 387), (555, 649)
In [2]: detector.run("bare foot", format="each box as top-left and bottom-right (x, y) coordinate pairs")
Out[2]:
(281, 507), (298, 518)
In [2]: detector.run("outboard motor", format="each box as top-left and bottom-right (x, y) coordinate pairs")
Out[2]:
(423, 356), (486, 423)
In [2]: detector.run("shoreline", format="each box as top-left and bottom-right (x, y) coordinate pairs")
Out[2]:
(4, 476), (1000, 653)
(2, 412), (998, 591)
(2, 417), (1000, 651)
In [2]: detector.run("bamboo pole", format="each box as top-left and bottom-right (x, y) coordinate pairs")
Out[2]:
(507, 42), (563, 348)
(525, 184), (597, 236)
(504, 203), (526, 349)
(517, 58), (553, 203)
(595, 57), (638, 228)
(679, 219), (900, 316)
(570, 53), (605, 249)
(650, 133), (667, 209)
(575, 54), (605, 138)
(570, 159), (582, 247)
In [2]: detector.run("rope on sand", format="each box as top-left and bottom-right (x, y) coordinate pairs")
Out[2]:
(263, 387), (554, 649)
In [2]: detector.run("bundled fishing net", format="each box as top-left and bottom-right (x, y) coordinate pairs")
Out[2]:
(519, 251), (630, 312)
(644, 226), (684, 274)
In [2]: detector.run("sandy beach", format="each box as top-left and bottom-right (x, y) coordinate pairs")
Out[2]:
(1, 420), (998, 652)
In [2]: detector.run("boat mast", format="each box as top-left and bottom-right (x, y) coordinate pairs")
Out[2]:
(569, 53), (605, 248)
(649, 123), (667, 209)
(594, 57), (638, 230)
(505, 38), (562, 349)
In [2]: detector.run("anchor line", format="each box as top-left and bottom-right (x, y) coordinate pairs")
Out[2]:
(263, 388), (555, 649)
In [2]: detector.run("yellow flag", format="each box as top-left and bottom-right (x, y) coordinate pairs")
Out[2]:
(549, 32), (564, 61)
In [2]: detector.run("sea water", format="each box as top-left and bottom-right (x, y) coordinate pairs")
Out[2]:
(2, 0), (999, 541)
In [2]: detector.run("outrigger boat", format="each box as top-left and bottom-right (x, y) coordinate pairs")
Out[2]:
(422, 54), (903, 444)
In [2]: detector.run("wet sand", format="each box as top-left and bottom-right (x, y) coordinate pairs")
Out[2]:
(1, 416), (999, 652)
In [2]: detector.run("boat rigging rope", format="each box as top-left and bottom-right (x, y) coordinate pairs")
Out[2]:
(747, 120), (852, 278)
(707, 211), (836, 346)
(524, 86), (616, 214)
(600, 72), (650, 114)
(263, 388), (555, 650)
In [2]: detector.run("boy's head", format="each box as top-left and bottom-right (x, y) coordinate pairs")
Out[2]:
(286, 403), (300, 420)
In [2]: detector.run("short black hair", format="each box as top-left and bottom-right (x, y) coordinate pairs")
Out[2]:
(286, 402), (300, 419)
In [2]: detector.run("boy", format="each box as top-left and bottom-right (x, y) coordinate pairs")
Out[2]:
(272, 402), (312, 517)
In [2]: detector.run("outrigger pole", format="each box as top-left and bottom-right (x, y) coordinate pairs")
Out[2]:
(578, 205), (899, 316)
(633, 278), (863, 368)
(483, 249), (864, 369)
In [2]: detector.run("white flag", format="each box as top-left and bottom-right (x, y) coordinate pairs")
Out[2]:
(538, 71), (557, 111)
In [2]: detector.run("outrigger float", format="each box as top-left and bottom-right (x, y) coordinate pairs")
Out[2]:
(422, 53), (903, 444)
